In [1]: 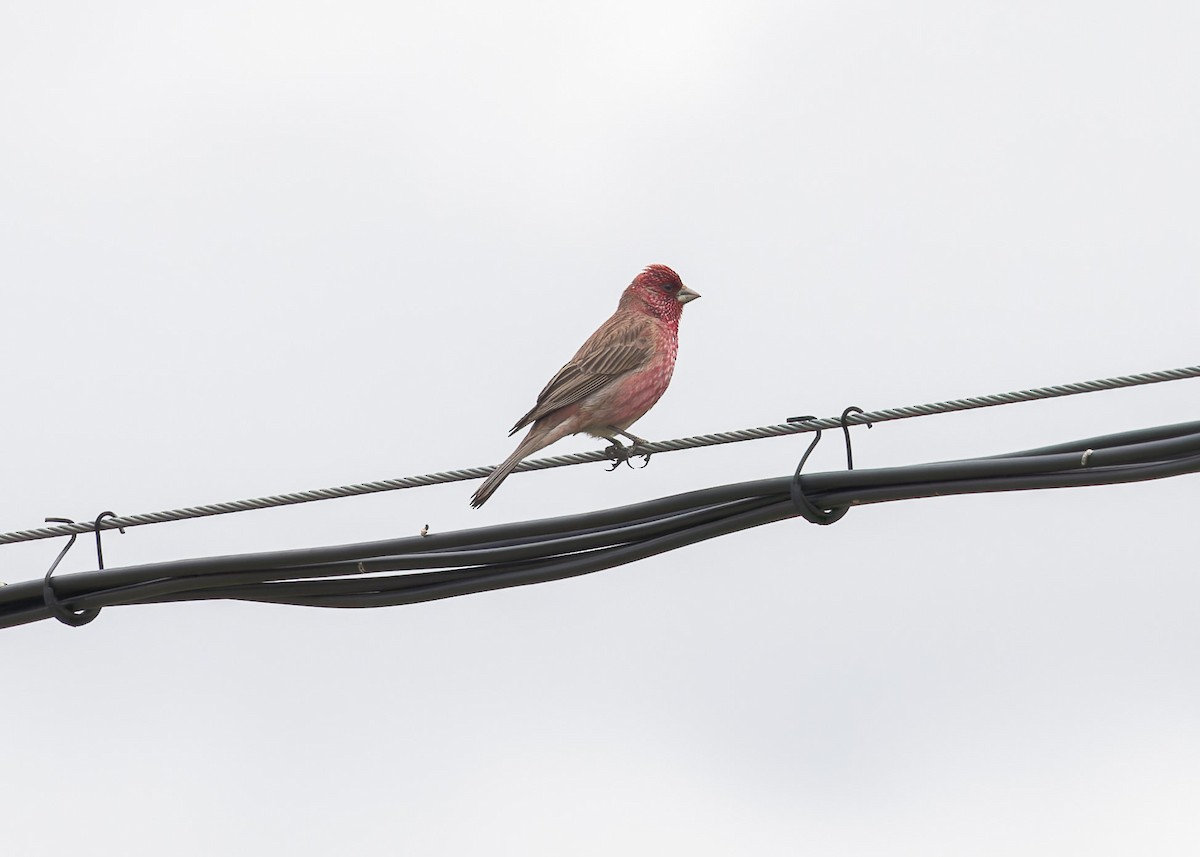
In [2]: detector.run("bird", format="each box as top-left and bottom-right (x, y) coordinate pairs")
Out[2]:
(470, 264), (700, 507)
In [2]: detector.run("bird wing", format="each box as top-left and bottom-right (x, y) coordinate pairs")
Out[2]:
(509, 316), (653, 434)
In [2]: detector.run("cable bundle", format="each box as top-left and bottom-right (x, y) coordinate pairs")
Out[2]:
(3, 419), (1198, 630)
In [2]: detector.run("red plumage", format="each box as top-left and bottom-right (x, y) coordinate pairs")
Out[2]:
(470, 264), (700, 507)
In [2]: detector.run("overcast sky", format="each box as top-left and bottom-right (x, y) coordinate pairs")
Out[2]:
(4, 2), (1199, 854)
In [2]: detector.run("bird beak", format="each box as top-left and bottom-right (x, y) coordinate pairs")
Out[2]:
(676, 286), (701, 304)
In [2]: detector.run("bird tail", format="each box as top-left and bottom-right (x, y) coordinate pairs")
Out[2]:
(470, 432), (546, 508)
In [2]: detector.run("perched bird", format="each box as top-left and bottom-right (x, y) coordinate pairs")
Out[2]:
(470, 264), (700, 507)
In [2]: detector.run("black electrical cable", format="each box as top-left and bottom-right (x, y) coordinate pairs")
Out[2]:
(2, 420), (1199, 630)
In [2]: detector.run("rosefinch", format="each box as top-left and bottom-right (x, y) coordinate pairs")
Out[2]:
(470, 264), (700, 507)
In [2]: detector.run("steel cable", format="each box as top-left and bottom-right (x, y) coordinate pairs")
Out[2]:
(3, 418), (1199, 630)
(1, 364), (1198, 546)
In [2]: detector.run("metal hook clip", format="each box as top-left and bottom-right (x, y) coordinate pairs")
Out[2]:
(785, 416), (849, 526)
(40, 511), (123, 627)
(93, 510), (125, 570)
(839, 406), (873, 471)
(42, 517), (101, 627)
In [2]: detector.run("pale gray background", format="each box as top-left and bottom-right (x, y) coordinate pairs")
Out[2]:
(4, 2), (1199, 854)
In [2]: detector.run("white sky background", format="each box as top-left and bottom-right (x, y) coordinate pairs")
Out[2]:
(3, 1), (1199, 853)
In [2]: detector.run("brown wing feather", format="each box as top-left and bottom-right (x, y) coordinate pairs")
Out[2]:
(509, 314), (653, 434)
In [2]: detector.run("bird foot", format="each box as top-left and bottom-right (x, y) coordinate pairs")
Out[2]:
(604, 441), (630, 470)
(604, 440), (652, 471)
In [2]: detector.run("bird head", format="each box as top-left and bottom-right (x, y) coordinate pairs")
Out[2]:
(624, 264), (700, 322)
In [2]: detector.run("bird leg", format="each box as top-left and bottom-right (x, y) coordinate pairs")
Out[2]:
(617, 430), (653, 467)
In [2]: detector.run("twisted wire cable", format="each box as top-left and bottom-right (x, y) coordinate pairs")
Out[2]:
(3, 418), (1200, 630)
(1, 364), (1197, 546)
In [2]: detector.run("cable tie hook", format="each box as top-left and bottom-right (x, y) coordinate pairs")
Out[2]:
(786, 416), (849, 526)
(42, 517), (101, 627)
(93, 510), (125, 570)
(839, 406), (873, 471)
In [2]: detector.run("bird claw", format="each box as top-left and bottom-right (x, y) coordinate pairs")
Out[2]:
(604, 441), (652, 471)
(604, 442), (631, 471)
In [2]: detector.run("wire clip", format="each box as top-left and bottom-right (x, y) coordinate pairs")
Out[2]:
(786, 416), (849, 526)
(41, 512), (125, 627)
(839, 406), (873, 470)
